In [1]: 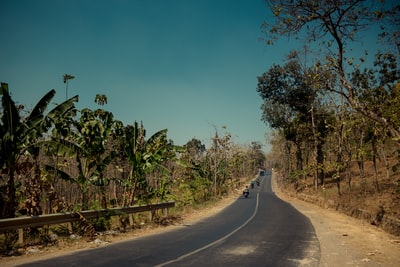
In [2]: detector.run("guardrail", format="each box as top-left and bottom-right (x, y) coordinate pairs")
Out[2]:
(0, 202), (175, 232)
(0, 202), (175, 243)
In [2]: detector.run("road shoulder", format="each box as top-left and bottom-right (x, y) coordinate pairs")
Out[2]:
(271, 175), (400, 267)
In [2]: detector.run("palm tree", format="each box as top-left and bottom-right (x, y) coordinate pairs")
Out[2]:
(0, 82), (78, 218)
(63, 74), (75, 100)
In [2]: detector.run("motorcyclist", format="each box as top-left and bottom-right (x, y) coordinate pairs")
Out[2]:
(243, 186), (250, 197)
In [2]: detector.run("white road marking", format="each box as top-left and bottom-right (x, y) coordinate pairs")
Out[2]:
(154, 192), (260, 267)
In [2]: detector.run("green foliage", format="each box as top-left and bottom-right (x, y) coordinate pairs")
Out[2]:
(51, 225), (71, 237)
(0, 79), (264, 245)
(351, 52), (400, 141)
(288, 169), (304, 183)
(44, 96), (121, 210)
(0, 231), (18, 254)
(23, 227), (56, 246)
(0, 82), (77, 218)
(184, 138), (206, 161)
(257, 61), (315, 114)
(177, 182), (195, 206)
(121, 121), (178, 205)
(90, 216), (111, 231)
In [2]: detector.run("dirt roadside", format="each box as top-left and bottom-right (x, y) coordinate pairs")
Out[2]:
(271, 176), (400, 267)
(1, 178), (400, 267)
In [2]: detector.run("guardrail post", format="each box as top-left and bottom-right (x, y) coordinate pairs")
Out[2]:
(18, 229), (24, 244)
(67, 222), (73, 234)
(129, 214), (134, 226)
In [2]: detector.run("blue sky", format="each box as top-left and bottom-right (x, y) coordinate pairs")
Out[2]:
(1, 0), (299, 151)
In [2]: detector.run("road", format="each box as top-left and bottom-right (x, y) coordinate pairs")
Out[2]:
(19, 174), (320, 267)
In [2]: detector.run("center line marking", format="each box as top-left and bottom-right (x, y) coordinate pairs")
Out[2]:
(155, 192), (260, 267)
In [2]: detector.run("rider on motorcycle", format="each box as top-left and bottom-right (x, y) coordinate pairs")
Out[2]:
(243, 186), (250, 197)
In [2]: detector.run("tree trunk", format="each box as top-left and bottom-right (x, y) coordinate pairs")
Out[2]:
(372, 137), (380, 192)
(311, 104), (318, 190)
(336, 175), (341, 196)
(295, 141), (303, 172)
(25, 156), (43, 216)
(335, 101), (345, 196)
(82, 189), (89, 210)
(4, 169), (17, 218)
(100, 185), (107, 210)
(378, 142), (390, 180)
(346, 158), (352, 193)
(285, 141), (292, 180)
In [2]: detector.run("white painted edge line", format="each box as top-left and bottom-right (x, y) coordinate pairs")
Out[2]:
(154, 192), (260, 267)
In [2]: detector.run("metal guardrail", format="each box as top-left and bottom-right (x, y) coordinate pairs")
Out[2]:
(0, 201), (175, 232)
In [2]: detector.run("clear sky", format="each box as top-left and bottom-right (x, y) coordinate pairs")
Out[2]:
(0, 0), (299, 151)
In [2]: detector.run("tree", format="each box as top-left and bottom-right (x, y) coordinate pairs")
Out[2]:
(209, 126), (232, 195)
(262, 0), (400, 142)
(45, 95), (121, 210)
(249, 141), (266, 169)
(351, 53), (400, 141)
(0, 83), (78, 218)
(349, 55), (400, 189)
(258, 60), (313, 180)
(177, 139), (211, 204)
(63, 74), (75, 100)
(121, 122), (177, 205)
(184, 138), (206, 162)
(258, 57), (334, 187)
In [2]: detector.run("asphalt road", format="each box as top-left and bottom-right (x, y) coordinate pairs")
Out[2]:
(19, 175), (320, 267)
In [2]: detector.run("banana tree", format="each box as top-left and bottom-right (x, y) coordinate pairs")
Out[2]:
(121, 121), (178, 206)
(0, 82), (78, 218)
(45, 97), (121, 210)
(144, 127), (181, 202)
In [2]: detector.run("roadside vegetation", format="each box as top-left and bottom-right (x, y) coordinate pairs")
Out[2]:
(260, 0), (400, 235)
(0, 82), (265, 254)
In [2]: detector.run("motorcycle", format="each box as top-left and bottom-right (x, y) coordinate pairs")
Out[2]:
(243, 189), (249, 198)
